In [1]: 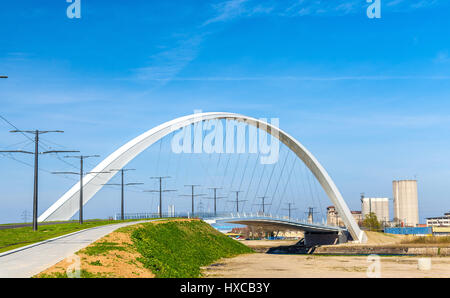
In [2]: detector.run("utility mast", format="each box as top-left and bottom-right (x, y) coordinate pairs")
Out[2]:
(103, 168), (143, 220)
(145, 176), (176, 218)
(254, 196), (271, 215)
(180, 185), (205, 216)
(228, 191), (247, 213)
(205, 187), (226, 216)
(282, 203), (297, 220)
(0, 130), (78, 231)
(53, 155), (108, 224)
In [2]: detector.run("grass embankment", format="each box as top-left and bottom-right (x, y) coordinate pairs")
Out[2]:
(132, 220), (253, 277)
(37, 219), (253, 278)
(0, 219), (144, 253)
(401, 236), (450, 245)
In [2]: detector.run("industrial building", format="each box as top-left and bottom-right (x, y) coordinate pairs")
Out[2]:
(328, 179), (420, 229)
(327, 206), (362, 227)
(393, 180), (419, 227)
(361, 197), (390, 223)
(426, 212), (450, 227)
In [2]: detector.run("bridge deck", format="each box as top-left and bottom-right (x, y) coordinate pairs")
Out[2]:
(204, 215), (345, 233)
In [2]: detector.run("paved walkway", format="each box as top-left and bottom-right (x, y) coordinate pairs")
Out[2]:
(0, 220), (153, 278)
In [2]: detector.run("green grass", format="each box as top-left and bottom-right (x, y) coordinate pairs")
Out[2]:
(131, 220), (254, 278)
(83, 241), (127, 256)
(37, 269), (109, 278)
(0, 219), (149, 253)
(89, 260), (103, 266)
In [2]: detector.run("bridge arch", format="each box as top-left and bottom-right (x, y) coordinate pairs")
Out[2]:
(39, 112), (367, 243)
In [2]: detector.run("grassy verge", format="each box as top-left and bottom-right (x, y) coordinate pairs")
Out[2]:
(0, 219), (149, 253)
(131, 220), (254, 278)
(400, 236), (450, 245)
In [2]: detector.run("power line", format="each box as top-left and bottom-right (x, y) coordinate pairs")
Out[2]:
(0, 115), (34, 143)
(145, 176), (176, 218)
(180, 185), (205, 216)
(0, 116), (78, 173)
(103, 168), (143, 220)
(0, 129), (79, 231)
(228, 190), (247, 213)
(205, 187), (226, 216)
(52, 155), (107, 224)
(254, 196), (271, 214)
(305, 207), (320, 224)
(282, 202), (297, 220)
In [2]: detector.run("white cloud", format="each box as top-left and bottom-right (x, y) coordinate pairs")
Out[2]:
(205, 0), (444, 21)
(203, 0), (275, 25)
(434, 51), (450, 64)
(133, 35), (205, 82)
(130, 0), (447, 84)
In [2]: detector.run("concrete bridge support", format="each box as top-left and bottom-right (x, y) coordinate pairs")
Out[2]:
(304, 231), (349, 246)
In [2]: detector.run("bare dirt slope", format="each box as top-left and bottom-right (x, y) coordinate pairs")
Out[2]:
(36, 223), (153, 278)
(203, 253), (450, 278)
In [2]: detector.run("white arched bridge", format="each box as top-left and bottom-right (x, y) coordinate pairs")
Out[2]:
(38, 112), (367, 243)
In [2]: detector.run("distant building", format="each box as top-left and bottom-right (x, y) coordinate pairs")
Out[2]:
(393, 180), (419, 227)
(431, 226), (450, 236)
(361, 197), (390, 223)
(231, 227), (303, 239)
(426, 212), (450, 227)
(327, 206), (362, 227)
(351, 211), (363, 224)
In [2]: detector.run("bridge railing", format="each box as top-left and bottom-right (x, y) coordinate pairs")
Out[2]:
(114, 212), (339, 230)
(114, 212), (220, 220)
(205, 212), (342, 230)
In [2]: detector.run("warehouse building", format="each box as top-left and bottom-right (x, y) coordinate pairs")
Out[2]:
(426, 212), (450, 227)
(361, 197), (390, 223)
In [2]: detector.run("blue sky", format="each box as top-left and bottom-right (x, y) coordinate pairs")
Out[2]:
(1, 0), (450, 223)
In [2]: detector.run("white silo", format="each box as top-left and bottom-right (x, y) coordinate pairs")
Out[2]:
(361, 197), (390, 223)
(393, 180), (419, 227)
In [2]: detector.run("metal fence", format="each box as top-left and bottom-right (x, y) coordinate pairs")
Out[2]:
(114, 212), (223, 220)
(384, 227), (432, 235)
